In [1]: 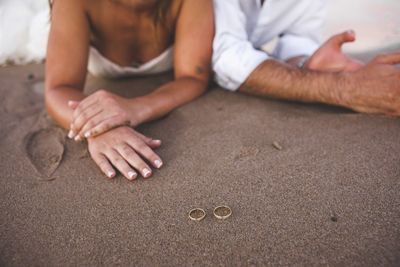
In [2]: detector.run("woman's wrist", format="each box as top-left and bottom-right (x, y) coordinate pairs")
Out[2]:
(127, 96), (154, 127)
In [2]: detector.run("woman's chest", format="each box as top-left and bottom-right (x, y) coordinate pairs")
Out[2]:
(86, 0), (179, 65)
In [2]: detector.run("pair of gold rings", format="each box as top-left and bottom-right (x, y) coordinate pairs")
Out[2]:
(188, 205), (232, 221)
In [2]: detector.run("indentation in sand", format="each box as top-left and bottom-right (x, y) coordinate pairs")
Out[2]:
(25, 127), (65, 180)
(234, 146), (260, 161)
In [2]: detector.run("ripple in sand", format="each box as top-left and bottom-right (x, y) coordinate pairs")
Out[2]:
(25, 127), (65, 180)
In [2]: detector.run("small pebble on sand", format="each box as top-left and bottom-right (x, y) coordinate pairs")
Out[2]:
(272, 141), (283, 151)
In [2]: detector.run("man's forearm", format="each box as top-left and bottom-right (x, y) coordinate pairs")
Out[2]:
(239, 59), (348, 107)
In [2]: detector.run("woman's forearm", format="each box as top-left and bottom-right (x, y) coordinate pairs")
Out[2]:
(46, 77), (207, 132)
(45, 87), (86, 129)
(130, 77), (208, 126)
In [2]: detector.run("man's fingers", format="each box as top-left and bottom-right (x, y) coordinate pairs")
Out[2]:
(91, 152), (116, 179)
(84, 116), (129, 138)
(374, 52), (400, 65)
(328, 30), (356, 49)
(115, 144), (152, 178)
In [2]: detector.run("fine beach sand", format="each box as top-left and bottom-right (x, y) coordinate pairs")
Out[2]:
(1, 53), (400, 265)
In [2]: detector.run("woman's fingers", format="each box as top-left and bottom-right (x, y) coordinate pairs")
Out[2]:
(91, 152), (116, 179)
(76, 114), (124, 139)
(71, 93), (98, 117)
(87, 126), (164, 181)
(67, 100), (80, 109)
(68, 105), (104, 141)
(133, 131), (162, 148)
(126, 137), (163, 169)
(106, 149), (138, 181)
(83, 116), (130, 138)
(68, 94), (100, 138)
(75, 114), (110, 139)
(116, 143), (153, 178)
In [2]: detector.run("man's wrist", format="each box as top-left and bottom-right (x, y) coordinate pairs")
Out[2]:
(296, 56), (309, 69)
(285, 55), (310, 69)
(318, 71), (353, 108)
(333, 72), (354, 108)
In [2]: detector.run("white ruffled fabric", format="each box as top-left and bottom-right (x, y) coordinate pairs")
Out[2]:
(0, 0), (50, 65)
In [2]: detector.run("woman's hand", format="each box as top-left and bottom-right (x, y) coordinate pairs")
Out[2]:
(87, 126), (163, 180)
(68, 90), (147, 141)
(306, 30), (364, 73)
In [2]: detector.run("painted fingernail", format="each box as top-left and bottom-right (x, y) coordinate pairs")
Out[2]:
(74, 135), (82, 142)
(107, 170), (115, 178)
(143, 168), (151, 178)
(154, 159), (163, 168)
(128, 171), (137, 180)
(84, 131), (91, 138)
(67, 130), (74, 139)
(153, 139), (162, 144)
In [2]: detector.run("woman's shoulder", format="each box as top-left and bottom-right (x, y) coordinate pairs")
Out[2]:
(49, 0), (90, 15)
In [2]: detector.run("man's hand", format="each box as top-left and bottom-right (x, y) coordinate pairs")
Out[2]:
(87, 126), (163, 180)
(68, 90), (147, 141)
(306, 30), (364, 72)
(339, 52), (400, 115)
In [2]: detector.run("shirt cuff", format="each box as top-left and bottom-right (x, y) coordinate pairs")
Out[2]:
(213, 43), (269, 91)
(275, 34), (320, 61)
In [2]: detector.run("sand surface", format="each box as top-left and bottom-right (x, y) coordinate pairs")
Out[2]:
(0, 60), (400, 266)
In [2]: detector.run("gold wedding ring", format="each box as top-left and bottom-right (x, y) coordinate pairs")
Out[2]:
(213, 205), (232, 220)
(188, 208), (206, 221)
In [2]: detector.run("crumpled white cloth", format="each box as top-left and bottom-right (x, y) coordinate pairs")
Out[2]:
(0, 0), (50, 65)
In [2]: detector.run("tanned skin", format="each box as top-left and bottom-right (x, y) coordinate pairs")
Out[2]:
(45, 0), (214, 180)
(240, 30), (400, 115)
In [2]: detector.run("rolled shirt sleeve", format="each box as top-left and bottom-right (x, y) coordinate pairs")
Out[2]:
(273, 0), (327, 60)
(212, 0), (269, 91)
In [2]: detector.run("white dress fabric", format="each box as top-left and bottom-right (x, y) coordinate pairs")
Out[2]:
(212, 0), (327, 91)
(88, 46), (174, 78)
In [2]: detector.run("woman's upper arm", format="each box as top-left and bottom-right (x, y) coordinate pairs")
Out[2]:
(45, 0), (90, 91)
(174, 0), (214, 82)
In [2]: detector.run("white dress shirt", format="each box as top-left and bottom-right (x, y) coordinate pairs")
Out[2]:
(212, 0), (327, 91)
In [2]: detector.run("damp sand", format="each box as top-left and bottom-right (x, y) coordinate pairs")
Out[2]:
(0, 62), (399, 266)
